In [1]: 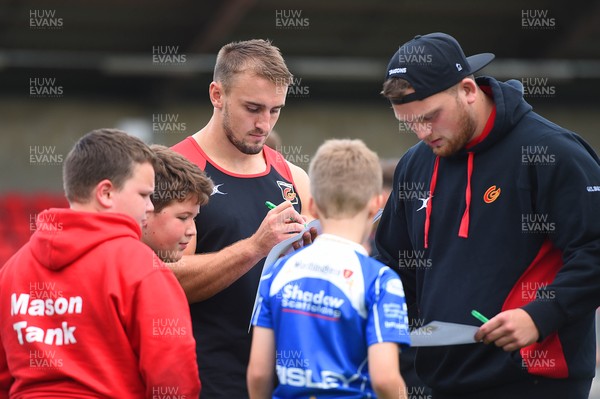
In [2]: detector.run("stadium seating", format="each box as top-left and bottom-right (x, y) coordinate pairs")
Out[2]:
(0, 192), (68, 266)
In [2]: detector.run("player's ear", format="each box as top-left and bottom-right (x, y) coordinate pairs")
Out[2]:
(459, 77), (478, 105)
(209, 81), (224, 109)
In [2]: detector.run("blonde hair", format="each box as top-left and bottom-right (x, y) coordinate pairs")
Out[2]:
(309, 139), (382, 218)
(214, 39), (293, 93)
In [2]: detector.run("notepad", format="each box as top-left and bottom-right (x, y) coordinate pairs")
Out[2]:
(262, 219), (322, 269)
(409, 321), (480, 346)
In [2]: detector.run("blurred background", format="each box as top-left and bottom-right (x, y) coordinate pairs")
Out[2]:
(1, 1), (600, 393)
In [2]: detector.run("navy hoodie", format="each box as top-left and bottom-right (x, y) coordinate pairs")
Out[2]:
(376, 76), (600, 396)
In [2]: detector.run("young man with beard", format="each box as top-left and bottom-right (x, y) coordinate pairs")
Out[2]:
(376, 32), (600, 398)
(171, 39), (312, 398)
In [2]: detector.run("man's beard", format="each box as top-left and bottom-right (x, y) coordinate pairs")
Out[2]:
(223, 103), (265, 155)
(433, 99), (477, 157)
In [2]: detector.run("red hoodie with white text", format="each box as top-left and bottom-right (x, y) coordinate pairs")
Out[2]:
(0, 209), (200, 398)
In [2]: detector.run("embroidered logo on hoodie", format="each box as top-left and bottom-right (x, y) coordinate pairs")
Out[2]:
(483, 185), (501, 203)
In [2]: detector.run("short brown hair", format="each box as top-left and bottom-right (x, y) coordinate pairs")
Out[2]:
(381, 78), (414, 103)
(150, 145), (213, 213)
(309, 139), (382, 219)
(214, 39), (293, 93)
(381, 76), (469, 103)
(63, 129), (157, 203)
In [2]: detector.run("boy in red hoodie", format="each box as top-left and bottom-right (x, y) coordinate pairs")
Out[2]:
(0, 129), (201, 398)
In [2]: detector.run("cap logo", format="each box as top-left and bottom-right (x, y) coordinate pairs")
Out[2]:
(389, 67), (407, 75)
(455, 63), (463, 71)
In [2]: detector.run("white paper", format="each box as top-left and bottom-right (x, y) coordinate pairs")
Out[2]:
(373, 208), (384, 224)
(249, 219), (322, 332)
(262, 219), (322, 269)
(409, 321), (480, 347)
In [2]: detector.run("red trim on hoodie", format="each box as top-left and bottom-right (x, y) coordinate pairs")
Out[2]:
(424, 157), (439, 248)
(501, 239), (568, 378)
(458, 152), (474, 238)
(466, 85), (496, 150)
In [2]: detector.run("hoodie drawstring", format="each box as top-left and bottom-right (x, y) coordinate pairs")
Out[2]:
(424, 152), (474, 248)
(459, 152), (474, 238)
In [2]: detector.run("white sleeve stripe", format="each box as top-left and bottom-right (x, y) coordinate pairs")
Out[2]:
(372, 267), (387, 343)
(250, 297), (263, 327)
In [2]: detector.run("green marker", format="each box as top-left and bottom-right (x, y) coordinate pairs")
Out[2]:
(471, 309), (489, 324)
(265, 200), (306, 227)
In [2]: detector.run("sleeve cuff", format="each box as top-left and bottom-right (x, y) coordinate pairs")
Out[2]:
(522, 300), (568, 341)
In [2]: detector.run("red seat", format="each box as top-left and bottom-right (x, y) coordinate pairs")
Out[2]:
(0, 192), (67, 266)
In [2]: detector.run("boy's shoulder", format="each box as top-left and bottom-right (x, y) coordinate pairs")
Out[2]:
(90, 235), (170, 284)
(273, 234), (395, 284)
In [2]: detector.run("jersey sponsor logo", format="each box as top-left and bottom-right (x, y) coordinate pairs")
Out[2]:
(383, 302), (409, 333)
(280, 284), (344, 320)
(293, 261), (341, 277)
(211, 183), (227, 196)
(483, 185), (501, 203)
(383, 303), (405, 319)
(586, 185), (600, 192)
(276, 365), (357, 389)
(385, 279), (405, 298)
(277, 181), (299, 205)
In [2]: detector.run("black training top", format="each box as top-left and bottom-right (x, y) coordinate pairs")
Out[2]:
(173, 136), (302, 399)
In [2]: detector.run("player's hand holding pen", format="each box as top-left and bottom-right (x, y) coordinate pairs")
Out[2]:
(250, 200), (306, 256)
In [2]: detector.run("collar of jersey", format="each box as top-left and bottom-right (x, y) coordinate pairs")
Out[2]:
(315, 233), (369, 256)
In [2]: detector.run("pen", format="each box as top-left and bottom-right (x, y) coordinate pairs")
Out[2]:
(471, 309), (489, 324)
(265, 201), (307, 227)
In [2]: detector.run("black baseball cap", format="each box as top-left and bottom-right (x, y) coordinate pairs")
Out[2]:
(385, 32), (495, 104)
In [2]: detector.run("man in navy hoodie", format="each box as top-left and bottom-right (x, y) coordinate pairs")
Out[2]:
(376, 32), (600, 398)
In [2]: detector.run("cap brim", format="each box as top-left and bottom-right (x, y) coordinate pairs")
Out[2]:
(467, 53), (495, 74)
